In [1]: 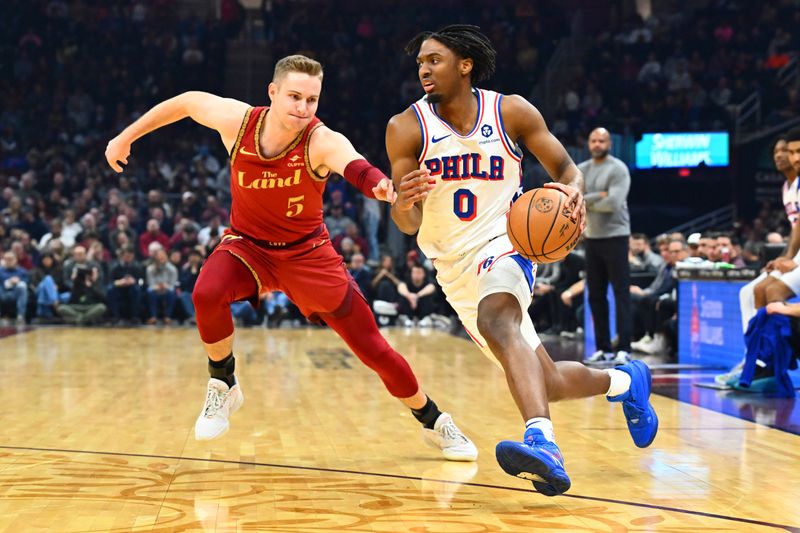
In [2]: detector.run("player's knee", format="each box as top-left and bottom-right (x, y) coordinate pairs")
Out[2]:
(754, 276), (772, 291)
(765, 282), (793, 303)
(476, 312), (516, 351)
(192, 278), (229, 311)
(354, 342), (391, 372)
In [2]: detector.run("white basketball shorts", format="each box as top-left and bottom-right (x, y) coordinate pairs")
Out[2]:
(433, 234), (541, 365)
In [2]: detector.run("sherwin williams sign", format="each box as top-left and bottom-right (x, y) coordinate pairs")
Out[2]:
(677, 280), (743, 368)
(635, 132), (729, 169)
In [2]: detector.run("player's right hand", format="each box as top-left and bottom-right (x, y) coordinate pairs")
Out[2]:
(778, 258), (797, 273)
(105, 135), (131, 172)
(544, 181), (586, 233)
(769, 257), (797, 273)
(395, 169), (434, 211)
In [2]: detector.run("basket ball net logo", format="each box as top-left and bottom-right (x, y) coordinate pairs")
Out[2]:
(533, 197), (554, 213)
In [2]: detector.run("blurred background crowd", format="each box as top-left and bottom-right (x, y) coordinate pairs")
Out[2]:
(0, 0), (797, 363)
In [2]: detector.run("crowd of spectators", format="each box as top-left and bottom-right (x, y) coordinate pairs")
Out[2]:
(1, 0), (242, 325)
(257, 0), (568, 169)
(525, 228), (781, 361)
(0, 0), (796, 333)
(0, 0), (568, 328)
(552, 0), (800, 151)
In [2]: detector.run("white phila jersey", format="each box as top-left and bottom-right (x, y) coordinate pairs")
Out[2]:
(783, 176), (800, 226)
(412, 88), (523, 260)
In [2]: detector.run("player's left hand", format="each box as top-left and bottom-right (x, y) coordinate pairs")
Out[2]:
(544, 182), (586, 232)
(373, 178), (397, 204)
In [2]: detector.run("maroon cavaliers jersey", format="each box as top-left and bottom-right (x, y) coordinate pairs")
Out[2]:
(228, 106), (327, 243)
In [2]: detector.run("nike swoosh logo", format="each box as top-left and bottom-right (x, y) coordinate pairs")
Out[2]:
(239, 146), (258, 156)
(431, 135), (451, 143)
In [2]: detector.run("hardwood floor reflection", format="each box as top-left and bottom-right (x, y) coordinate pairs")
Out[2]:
(0, 326), (797, 532)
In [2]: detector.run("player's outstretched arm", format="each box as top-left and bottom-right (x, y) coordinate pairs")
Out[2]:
(310, 127), (397, 203)
(386, 109), (433, 235)
(501, 95), (586, 231)
(105, 91), (249, 172)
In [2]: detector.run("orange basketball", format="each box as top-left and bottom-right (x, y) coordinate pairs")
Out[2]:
(506, 187), (581, 263)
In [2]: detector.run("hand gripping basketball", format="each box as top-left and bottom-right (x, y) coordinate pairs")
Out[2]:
(507, 188), (582, 263)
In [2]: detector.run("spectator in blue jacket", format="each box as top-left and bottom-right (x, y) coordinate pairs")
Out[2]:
(0, 250), (29, 324)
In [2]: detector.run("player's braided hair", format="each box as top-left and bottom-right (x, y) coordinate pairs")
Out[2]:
(405, 24), (496, 83)
(786, 127), (800, 144)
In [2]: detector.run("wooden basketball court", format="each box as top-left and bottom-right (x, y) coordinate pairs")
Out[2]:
(0, 326), (798, 532)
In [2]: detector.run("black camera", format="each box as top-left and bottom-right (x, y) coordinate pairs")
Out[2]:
(74, 265), (91, 282)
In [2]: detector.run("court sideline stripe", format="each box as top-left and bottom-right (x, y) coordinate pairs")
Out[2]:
(651, 388), (800, 437)
(0, 443), (797, 532)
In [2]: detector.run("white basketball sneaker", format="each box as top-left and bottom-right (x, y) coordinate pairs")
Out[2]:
(194, 378), (244, 441)
(422, 413), (478, 461)
(612, 350), (632, 365)
(715, 359), (745, 386)
(583, 350), (612, 365)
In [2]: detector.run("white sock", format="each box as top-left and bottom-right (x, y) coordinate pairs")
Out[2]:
(606, 369), (632, 397)
(525, 417), (555, 442)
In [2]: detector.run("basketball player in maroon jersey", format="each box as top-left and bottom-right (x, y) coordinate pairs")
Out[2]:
(105, 55), (477, 461)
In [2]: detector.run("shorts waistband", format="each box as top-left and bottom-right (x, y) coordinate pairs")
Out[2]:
(228, 225), (324, 249)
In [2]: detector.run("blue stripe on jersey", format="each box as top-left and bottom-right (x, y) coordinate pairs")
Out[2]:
(497, 95), (523, 158)
(411, 104), (427, 162)
(511, 254), (535, 293)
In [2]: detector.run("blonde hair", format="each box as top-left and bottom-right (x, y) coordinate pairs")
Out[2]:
(273, 54), (324, 82)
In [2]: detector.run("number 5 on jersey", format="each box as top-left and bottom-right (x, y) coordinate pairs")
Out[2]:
(287, 195), (304, 217)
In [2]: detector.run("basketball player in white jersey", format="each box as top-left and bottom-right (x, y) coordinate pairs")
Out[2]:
(754, 133), (800, 305)
(720, 130), (800, 384)
(387, 25), (658, 496)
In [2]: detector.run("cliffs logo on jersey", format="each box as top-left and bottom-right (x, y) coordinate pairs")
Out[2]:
(237, 169), (301, 190)
(424, 154), (505, 181)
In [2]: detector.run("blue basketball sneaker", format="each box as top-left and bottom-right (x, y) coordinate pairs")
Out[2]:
(608, 360), (659, 448)
(495, 428), (571, 496)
